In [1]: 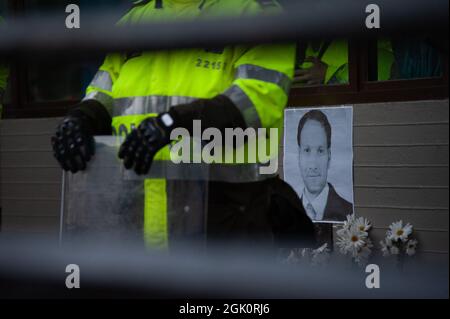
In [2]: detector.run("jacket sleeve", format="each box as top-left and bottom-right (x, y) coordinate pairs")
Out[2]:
(223, 43), (296, 129)
(83, 53), (126, 116)
(222, 1), (296, 129)
(82, 10), (135, 116)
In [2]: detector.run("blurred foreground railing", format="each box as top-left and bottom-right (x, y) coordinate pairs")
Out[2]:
(0, 235), (448, 298)
(0, 0), (448, 55)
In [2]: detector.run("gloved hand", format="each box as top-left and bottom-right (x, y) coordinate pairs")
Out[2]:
(118, 113), (175, 175)
(51, 116), (95, 173)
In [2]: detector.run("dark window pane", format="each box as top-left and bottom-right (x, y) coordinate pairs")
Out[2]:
(369, 38), (444, 81)
(0, 8), (10, 116)
(27, 62), (83, 102)
(21, 0), (129, 103)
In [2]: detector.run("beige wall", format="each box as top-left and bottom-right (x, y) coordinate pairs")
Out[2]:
(1, 100), (448, 261)
(0, 118), (62, 239)
(280, 100), (448, 262)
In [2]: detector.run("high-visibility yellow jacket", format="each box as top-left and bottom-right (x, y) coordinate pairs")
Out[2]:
(83, 0), (295, 248)
(298, 39), (394, 84)
(0, 16), (9, 117)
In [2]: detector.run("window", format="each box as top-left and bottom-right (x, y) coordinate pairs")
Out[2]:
(1, 1), (448, 118)
(2, 0), (129, 118)
(0, 7), (10, 116)
(289, 37), (448, 107)
(293, 39), (349, 87)
(23, 0), (129, 103)
(369, 37), (444, 81)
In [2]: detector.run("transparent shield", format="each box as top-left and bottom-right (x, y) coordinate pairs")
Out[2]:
(61, 136), (209, 248)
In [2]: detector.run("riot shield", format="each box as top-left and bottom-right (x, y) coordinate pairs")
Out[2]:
(60, 136), (209, 249)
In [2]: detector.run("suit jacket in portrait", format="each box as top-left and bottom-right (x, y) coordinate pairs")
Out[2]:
(322, 183), (353, 221)
(301, 183), (353, 222)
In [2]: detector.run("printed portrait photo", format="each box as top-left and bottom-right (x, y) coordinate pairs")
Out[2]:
(284, 106), (354, 223)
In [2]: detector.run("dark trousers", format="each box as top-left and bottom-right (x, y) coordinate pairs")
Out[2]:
(167, 177), (314, 251)
(206, 178), (275, 247)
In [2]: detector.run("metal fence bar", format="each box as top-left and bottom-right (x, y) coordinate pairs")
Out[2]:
(0, 0), (448, 54)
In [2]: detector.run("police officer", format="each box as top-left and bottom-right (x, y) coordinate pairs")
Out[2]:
(294, 39), (394, 85)
(51, 0), (296, 249)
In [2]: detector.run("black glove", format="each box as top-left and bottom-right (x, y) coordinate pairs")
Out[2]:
(118, 94), (245, 175)
(51, 100), (111, 173)
(51, 115), (95, 173)
(118, 112), (175, 175)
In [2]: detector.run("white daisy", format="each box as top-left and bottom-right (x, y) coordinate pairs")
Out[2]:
(355, 245), (372, 266)
(365, 237), (374, 249)
(337, 226), (367, 256)
(311, 243), (330, 267)
(380, 238), (393, 257)
(387, 220), (413, 242)
(336, 232), (350, 255)
(348, 226), (368, 248)
(313, 243), (329, 254)
(301, 248), (312, 258)
(284, 249), (300, 264)
(342, 214), (357, 230)
(336, 227), (347, 237)
(385, 237), (393, 246)
(354, 216), (372, 233)
(405, 239), (418, 256)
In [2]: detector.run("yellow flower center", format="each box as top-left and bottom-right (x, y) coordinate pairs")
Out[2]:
(359, 226), (365, 231)
(396, 230), (404, 236)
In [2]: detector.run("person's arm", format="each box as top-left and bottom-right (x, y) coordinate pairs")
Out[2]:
(50, 52), (123, 173)
(119, 0), (296, 174)
(220, 41), (295, 130)
(320, 40), (349, 84)
(51, 7), (139, 172)
(82, 52), (125, 118)
(120, 40), (296, 176)
(69, 6), (135, 129)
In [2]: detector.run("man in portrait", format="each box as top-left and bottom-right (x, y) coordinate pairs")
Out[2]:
(297, 110), (353, 222)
